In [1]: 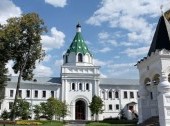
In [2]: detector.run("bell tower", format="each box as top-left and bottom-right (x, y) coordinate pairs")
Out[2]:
(136, 10), (170, 126)
(60, 23), (100, 120)
(63, 23), (93, 66)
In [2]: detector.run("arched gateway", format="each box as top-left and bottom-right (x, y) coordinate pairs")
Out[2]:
(75, 100), (86, 120)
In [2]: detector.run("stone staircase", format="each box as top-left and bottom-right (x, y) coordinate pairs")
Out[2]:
(138, 116), (159, 126)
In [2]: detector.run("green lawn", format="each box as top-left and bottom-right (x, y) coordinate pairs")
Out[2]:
(0, 120), (64, 126)
(86, 120), (137, 126)
(86, 122), (137, 126)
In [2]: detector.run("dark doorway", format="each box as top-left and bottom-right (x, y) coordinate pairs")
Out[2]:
(75, 100), (86, 120)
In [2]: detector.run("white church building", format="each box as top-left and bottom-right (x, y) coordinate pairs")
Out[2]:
(136, 11), (170, 126)
(0, 23), (139, 120)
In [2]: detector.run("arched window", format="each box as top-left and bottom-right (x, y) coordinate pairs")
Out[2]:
(144, 78), (151, 86)
(108, 90), (112, 98)
(78, 53), (83, 62)
(115, 91), (119, 98)
(86, 83), (89, 90)
(65, 55), (68, 63)
(72, 83), (75, 90)
(152, 74), (160, 85)
(79, 83), (82, 90)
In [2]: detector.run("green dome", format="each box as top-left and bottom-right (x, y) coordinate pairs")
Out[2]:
(66, 25), (92, 56)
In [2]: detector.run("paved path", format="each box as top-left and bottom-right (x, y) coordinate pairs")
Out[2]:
(65, 120), (86, 126)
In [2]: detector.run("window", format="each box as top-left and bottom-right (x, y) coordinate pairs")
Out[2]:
(78, 53), (83, 62)
(115, 91), (119, 98)
(86, 83), (89, 90)
(116, 104), (119, 110)
(19, 90), (22, 98)
(42, 91), (46, 98)
(124, 91), (127, 98)
(109, 104), (112, 110)
(72, 83), (75, 90)
(108, 91), (112, 98)
(34, 90), (38, 98)
(10, 90), (13, 97)
(79, 83), (82, 90)
(130, 92), (134, 98)
(9, 102), (13, 109)
(26, 90), (30, 98)
(51, 91), (54, 97)
(150, 92), (153, 100)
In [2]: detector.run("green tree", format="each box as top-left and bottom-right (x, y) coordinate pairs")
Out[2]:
(40, 98), (68, 120)
(1, 110), (9, 120)
(2, 13), (46, 121)
(0, 24), (11, 100)
(89, 95), (103, 121)
(33, 104), (41, 120)
(14, 99), (30, 120)
(58, 100), (67, 121)
(46, 97), (59, 120)
(40, 102), (48, 118)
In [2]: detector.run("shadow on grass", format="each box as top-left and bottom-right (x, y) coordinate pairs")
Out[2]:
(86, 119), (138, 126)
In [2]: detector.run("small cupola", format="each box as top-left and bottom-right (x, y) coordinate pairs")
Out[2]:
(63, 23), (93, 66)
(76, 23), (81, 32)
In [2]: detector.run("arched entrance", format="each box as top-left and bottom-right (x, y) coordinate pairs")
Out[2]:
(75, 100), (86, 120)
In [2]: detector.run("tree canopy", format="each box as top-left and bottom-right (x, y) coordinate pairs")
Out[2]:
(89, 95), (103, 121)
(35, 97), (68, 120)
(0, 13), (46, 120)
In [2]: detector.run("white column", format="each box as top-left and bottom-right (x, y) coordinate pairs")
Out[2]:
(158, 73), (170, 126)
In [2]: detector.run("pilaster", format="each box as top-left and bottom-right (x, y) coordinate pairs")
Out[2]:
(158, 73), (170, 126)
(138, 85), (149, 124)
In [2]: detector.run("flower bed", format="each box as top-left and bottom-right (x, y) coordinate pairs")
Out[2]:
(16, 120), (42, 125)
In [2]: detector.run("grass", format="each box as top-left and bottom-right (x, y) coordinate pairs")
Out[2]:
(86, 120), (137, 126)
(0, 120), (65, 126)
(86, 122), (137, 126)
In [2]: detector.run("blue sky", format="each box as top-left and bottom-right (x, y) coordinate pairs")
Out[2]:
(1, 0), (170, 79)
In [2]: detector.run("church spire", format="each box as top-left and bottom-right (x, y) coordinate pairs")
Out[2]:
(66, 23), (92, 55)
(147, 11), (170, 56)
(76, 23), (81, 32)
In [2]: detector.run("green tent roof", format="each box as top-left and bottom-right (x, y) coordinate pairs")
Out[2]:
(66, 26), (92, 55)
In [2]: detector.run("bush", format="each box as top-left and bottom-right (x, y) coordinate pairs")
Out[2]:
(1, 110), (9, 120)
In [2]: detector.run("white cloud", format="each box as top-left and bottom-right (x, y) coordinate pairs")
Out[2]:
(6, 60), (53, 77)
(99, 47), (111, 53)
(122, 46), (149, 57)
(98, 32), (109, 40)
(45, 0), (67, 8)
(93, 59), (107, 66)
(87, 0), (169, 45)
(43, 55), (52, 62)
(98, 32), (118, 46)
(100, 73), (107, 78)
(41, 27), (65, 51)
(0, 0), (22, 24)
(106, 62), (138, 78)
(86, 0), (167, 26)
(55, 59), (63, 67)
(5, 60), (18, 76)
(34, 63), (53, 77)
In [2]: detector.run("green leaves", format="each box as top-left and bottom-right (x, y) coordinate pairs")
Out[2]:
(37, 97), (68, 120)
(3, 13), (46, 80)
(89, 95), (103, 121)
